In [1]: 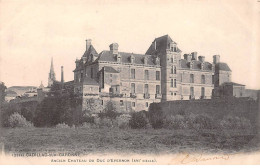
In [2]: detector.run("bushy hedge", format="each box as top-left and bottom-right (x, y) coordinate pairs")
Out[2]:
(55, 123), (70, 128)
(8, 112), (34, 128)
(129, 111), (148, 129)
(220, 116), (252, 129)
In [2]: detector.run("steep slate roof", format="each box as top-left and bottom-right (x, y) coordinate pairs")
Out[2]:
(222, 82), (245, 86)
(83, 77), (99, 86)
(96, 51), (157, 65)
(145, 35), (182, 56)
(74, 45), (98, 72)
(179, 59), (212, 71)
(215, 62), (231, 71)
(82, 45), (98, 59)
(103, 66), (119, 73)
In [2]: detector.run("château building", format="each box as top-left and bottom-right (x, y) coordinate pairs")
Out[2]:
(73, 35), (232, 112)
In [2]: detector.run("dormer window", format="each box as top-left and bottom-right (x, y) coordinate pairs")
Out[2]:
(116, 54), (121, 63)
(174, 45), (177, 52)
(170, 43), (177, 52)
(155, 56), (160, 65)
(130, 54), (135, 64)
(144, 56), (148, 65)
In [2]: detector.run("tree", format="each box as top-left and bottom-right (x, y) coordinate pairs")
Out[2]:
(129, 111), (148, 129)
(0, 82), (7, 104)
(99, 101), (118, 119)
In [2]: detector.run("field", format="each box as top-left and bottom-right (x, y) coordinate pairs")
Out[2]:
(0, 127), (259, 155)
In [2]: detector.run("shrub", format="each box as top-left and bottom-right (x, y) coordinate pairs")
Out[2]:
(80, 115), (95, 124)
(129, 111), (148, 129)
(8, 112), (34, 128)
(116, 114), (131, 129)
(98, 118), (114, 128)
(55, 123), (70, 128)
(220, 116), (252, 129)
(81, 122), (93, 129)
(163, 115), (189, 129)
(148, 104), (164, 129)
(99, 101), (118, 119)
(192, 115), (215, 129)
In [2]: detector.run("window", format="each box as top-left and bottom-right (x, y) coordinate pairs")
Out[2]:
(174, 92), (177, 96)
(201, 75), (205, 84)
(190, 87), (194, 98)
(132, 102), (135, 107)
(120, 100), (124, 106)
(91, 68), (93, 78)
(171, 92), (173, 96)
(144, 84), (149, 94)
(131, 83), (135, 93)
(174, 79), (177, 88)
(145, 70), (149, 80)
(212, 75), (214, 84)
(146, 102), (149, 107)
(131, 69), (135, 79)
(80, 70), (83, 79)
(156, 85), (160, 94)
(156, 71), (160, 80)
(101, 100), (104, 105)
(174, 66), (176, 74)
(171, 57), (173, 63)
(110, 74), (112, 77)
(171, 79), (173, 87)
(110, 79), (112, 83)
(171, 66), (174, 74)
(190, 74), (194, 83)
(201, 87), (205, 97)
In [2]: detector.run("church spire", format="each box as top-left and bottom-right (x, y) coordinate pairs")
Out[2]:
(48, 57), (56, 87)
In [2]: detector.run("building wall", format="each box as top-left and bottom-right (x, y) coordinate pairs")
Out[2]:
(178, 69), (214, 100)
(150, 98), (259, 128)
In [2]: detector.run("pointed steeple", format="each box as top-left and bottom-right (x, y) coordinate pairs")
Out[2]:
(48, 57), (56, 87)
(39, 81), (44, 89)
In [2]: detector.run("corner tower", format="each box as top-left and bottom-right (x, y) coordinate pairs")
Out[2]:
(146, 35), (182, 101)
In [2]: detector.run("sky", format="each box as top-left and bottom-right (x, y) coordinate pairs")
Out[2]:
(0, 0), (259, 89)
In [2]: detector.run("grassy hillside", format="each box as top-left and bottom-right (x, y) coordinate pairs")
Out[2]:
(1, 127), (259, 155)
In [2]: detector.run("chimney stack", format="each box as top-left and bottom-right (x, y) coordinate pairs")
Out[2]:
(191, 52), (197, 60)
(198, 56), (205, 62)
(213, 55), (220, 64)
(184, 54), (192, 62)
(109, 43), (119, 55)
(61, 66), (64, 83)
(86, 39), (92, 51)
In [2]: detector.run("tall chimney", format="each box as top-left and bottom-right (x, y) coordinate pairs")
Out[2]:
(213, 55), (220, 64)
(86, 39), (92, 51)
(191, 52), (197, 60)
(109, 43), (119, 55)
(61, 66), (64, 83)
(198, 56), (205, 62)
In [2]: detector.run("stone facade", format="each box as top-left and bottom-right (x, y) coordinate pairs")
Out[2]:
(74, 35), (232, 113)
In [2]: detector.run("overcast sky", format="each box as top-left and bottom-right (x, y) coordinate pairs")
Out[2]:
(0, 0), (259, 89)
